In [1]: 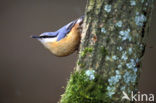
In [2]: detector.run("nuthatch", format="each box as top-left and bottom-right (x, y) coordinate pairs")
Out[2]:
(32, 16), (84, 57)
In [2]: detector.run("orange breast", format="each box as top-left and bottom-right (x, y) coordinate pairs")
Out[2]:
(46, 24), (81, 57)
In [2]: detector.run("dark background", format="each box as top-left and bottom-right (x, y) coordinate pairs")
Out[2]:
(0, 0), (155, 103)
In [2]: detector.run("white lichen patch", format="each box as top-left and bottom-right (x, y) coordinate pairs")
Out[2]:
(126, 59), (135, 69)
(108, 70), (121, 86)
(112, 55), (118, 60)
(136, 58), (139, 63)
(143, 7), (147, 11)
(123, 71), (137, 84)
(104, 5), (112, 13)
(133, 67), (138, 72)
(101, 27), (107, 33)
(106, 55), (118, 61)
(118, 64), (122, 68)
(115, 21), (122, 27)
(120, 86), (126, 91)
(106, 56), (111, 61)
(126, 59), (138, 72)
(139, 44), (144, 50)
(106, 86), (115, 97)
(115, 70), (120, 75)
(130, 0), (136, 6)
(117, 46), (123, 51)
(141, 0), (144, 3)
(121, 51), (128, 61)
(136, 12), (139, 15)
(128, 48), (133, 55)
(119, 28), (132, 41)
(107, 70), (121, 97)
(85, 70), (95, 80)
(135, 12), (146, 26)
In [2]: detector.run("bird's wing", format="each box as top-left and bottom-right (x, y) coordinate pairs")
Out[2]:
(56, 19), (77, 41)
(65, 15), (84, 31)
(56, 16), (84, 41)
(39, 32), (58, 38)
(65, 20), (77, 31)
(31, 32), (58, 39)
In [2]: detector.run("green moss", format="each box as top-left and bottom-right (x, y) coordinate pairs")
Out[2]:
(80, 47), (93, 57)
(60, 70), (110, 103)
(87, 0), (95, 12)
(100, 46), (108, 55)
(77, 61), (86, 68)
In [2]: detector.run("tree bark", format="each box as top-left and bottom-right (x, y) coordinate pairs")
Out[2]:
(60, 0), (154, 103)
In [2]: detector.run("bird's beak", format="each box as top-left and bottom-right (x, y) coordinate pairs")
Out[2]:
(31, 35), (40, 39)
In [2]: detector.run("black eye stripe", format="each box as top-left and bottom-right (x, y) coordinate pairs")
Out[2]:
(31, 35), (56, 38)
(39, 36), (56, 38)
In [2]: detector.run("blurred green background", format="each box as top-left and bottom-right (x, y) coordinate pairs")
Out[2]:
(0, 0), (155, 103)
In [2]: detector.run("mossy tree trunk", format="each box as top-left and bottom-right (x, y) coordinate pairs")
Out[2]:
(60, 0), (154, 103)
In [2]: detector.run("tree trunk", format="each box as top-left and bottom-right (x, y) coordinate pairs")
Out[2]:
(60, 0), (154, 103)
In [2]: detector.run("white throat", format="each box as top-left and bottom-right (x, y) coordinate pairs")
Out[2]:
(38, 37), (57, 44)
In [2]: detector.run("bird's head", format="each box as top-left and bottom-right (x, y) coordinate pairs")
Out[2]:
(31, 32), (57, 46)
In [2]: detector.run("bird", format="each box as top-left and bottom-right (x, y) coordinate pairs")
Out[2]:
(31, 16), (84, 57)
